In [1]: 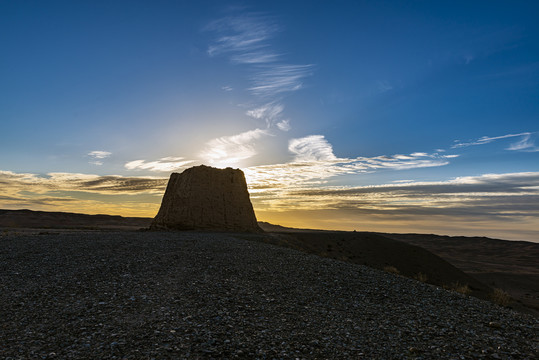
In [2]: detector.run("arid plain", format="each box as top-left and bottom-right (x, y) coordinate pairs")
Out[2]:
(2, 209), (537, 317)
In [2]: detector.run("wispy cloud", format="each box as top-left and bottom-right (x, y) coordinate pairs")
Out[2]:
(289, 135), (337, 162)
(206, 11), (313, 100)
(200, 128), (271, 165)
(290, 172), (539, 198)
(205, 10), (314, 166)
(376, 80), (393, 93)
(0, 170), (166, 217)
(248, 64), (314, 97)
(88, 150), (112, 158)
(245, 102), (284, 127)
(3, 166), (538, 240)
(125, 157), (195, 172)
(249, 171), (539, 239)
(231, 52), (280, 64)
(254, 172), (539, 240)
(200, 99), (289, 165)
(206, 13), (281, 63)
(244, 135), (450, 191)
(0, 169), (169, 216)
(276, 119), (290, 131)
(451, 132), (533, 149)
(506, 133), (539, 152)
(0, 170), (167, 196)
(87, 150), (111, 166)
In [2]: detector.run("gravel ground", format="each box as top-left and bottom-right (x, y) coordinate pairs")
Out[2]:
(1, 231), (537, 359)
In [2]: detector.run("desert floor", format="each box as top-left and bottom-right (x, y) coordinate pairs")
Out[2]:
(1, 231), (538, 359)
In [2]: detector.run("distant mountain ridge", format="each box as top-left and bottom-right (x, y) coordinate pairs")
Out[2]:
(0, 209), (152, 230)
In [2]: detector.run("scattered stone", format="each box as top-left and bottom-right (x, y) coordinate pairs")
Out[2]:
(0, 231), (537, 359)
(488, 321), (502, 329)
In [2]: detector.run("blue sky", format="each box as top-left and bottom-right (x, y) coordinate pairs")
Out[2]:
(1, 1), (538, 240)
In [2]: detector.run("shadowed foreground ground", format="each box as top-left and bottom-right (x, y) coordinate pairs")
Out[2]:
(1, 231), (537, 359)
(383, 233), (539, 316)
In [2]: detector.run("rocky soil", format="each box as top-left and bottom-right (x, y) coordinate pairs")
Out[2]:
(1, 231), (537, 359)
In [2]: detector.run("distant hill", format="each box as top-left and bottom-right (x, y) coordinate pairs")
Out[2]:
(250, 230), (493, 301)
(257, 221), (538, 316)
(0, 209), (152, 230)
(382, 232), (539, 316)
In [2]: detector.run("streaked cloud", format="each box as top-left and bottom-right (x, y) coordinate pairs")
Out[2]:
(244, 135), (450, 191)
(2, 167), (538, 240)
(0, 170), (167, 217)
(376, 80), (393, 93)
(249, 172), (539, 230)
(507, 133), (539, 152)
(249, 171), (539, 240)
(248, 64), (314, 97)
(206, 13), (281, 63)
(87, 150), (112, 166)
(0, 170), (167, 195)
(200, 128), (271, 165)
(125, 157), (195, 172)
(231, 52), (280, 64)
(276, 119), (291, 131)
(451, 132), (533, 149)
(206, 10), (313, 141)
(245, 102), (284, 127)
(289, 172), (539, 198)
(289, 135), (337, 162)
(88, 150), (112, 158)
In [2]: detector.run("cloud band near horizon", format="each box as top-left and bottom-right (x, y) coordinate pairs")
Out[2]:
(1, 169), (538, 241)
